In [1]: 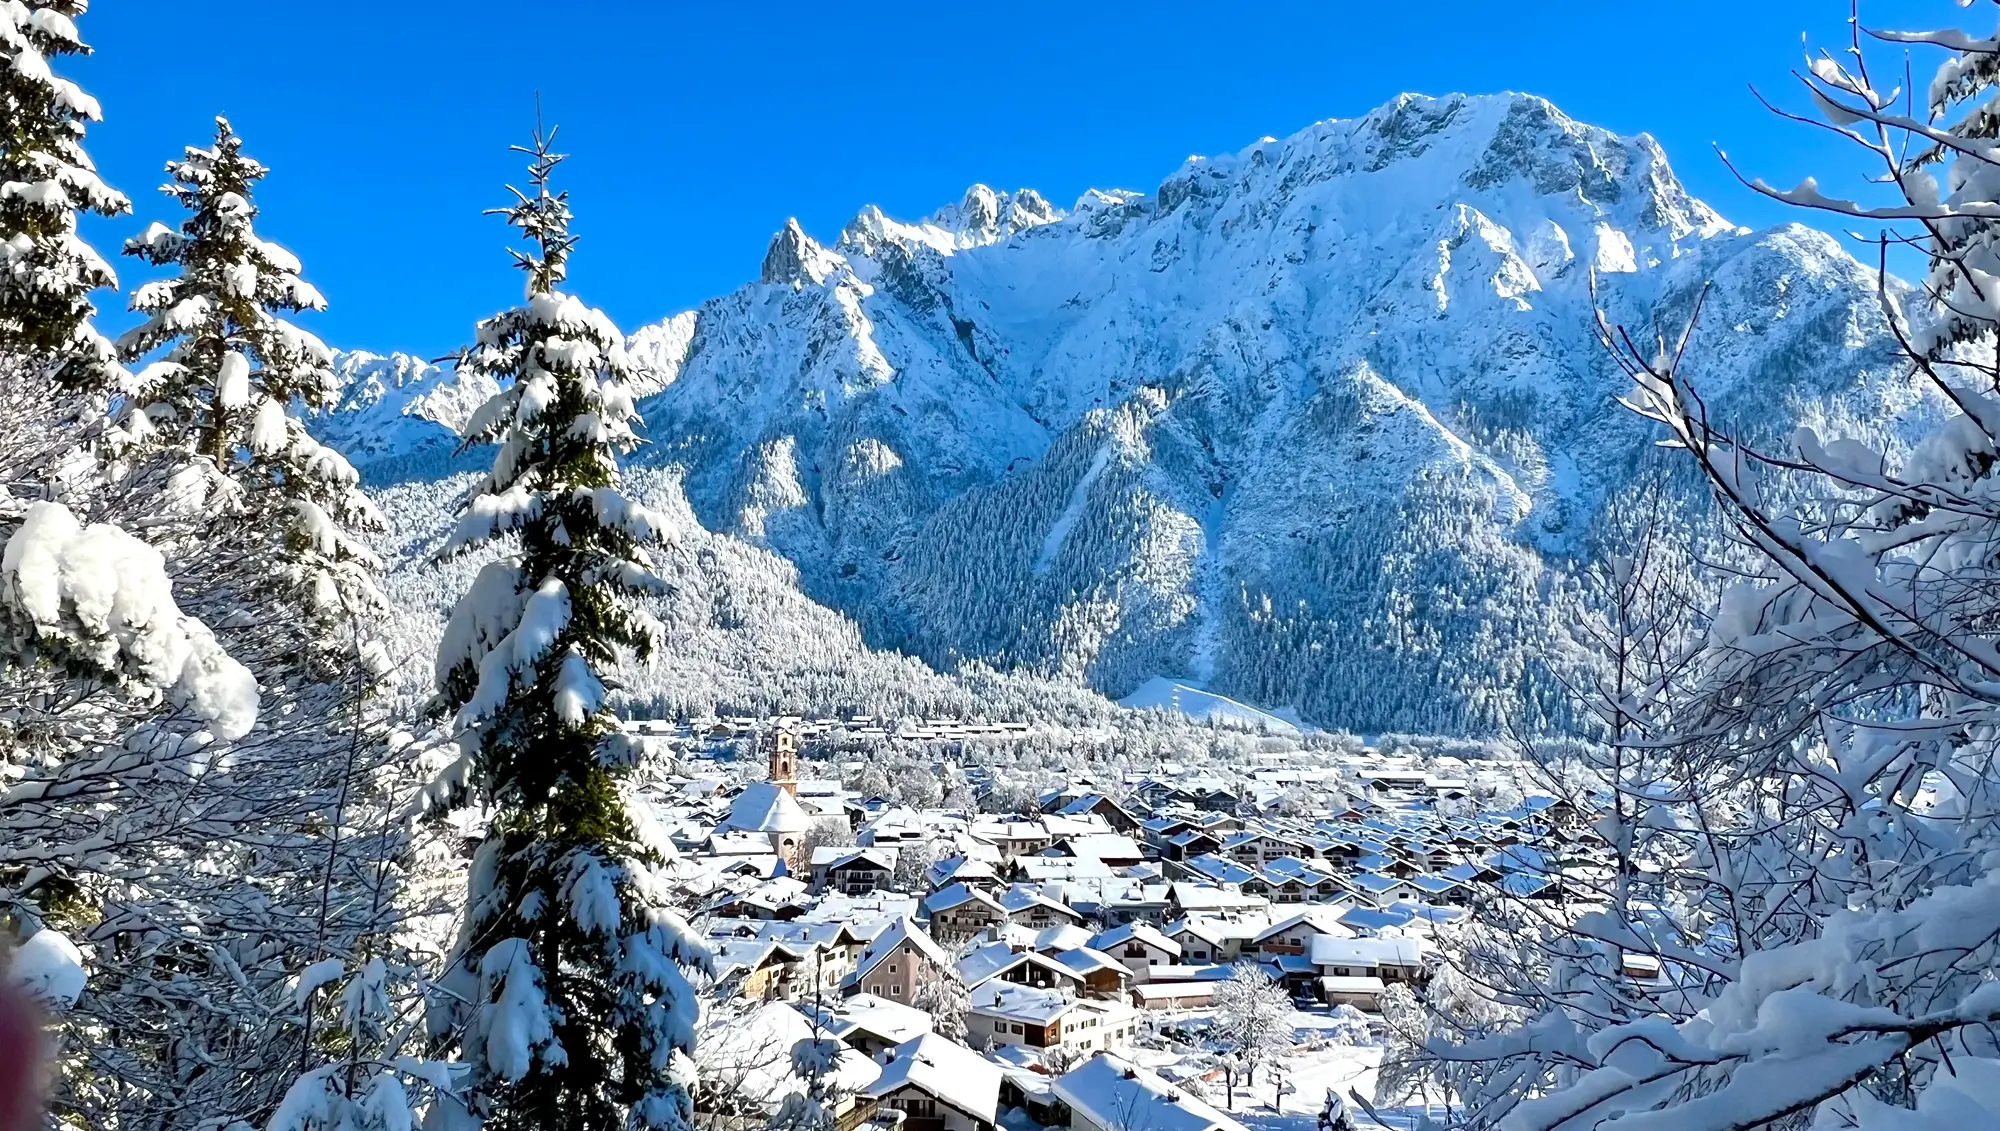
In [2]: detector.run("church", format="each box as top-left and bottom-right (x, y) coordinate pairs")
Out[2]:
(718, 729), (812, 873)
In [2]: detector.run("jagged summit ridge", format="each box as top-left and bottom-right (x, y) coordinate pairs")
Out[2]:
(314, 91), (1928, 735)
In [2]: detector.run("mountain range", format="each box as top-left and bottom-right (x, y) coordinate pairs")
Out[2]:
(320, 92), (1933, 735)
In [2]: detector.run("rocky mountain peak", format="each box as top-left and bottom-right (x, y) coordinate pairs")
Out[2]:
(761, 217), (845, 287)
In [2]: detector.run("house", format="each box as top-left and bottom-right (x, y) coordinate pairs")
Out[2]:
(846, 916), (956, 1003)
(1309, 936), (1430, 986)
(1051, 1054), (1247, 1131)
(1166, 883), (1268, 919)
(865, 1034), (1003, 1131)
(1087, 922), (1182, 980)
(1051, 947), (1133, 999)
(802, 993), (934, 1058)
(1129, 979), (1223, 1011)
(967, 983), (1141, 1061)
(1056, 793), (1143, 833)
(958, 942), (1088, 995)
(1253, 908), (1354, 957)
(998, 886), (1084, 929)
(816, 848), (898, 895)
(1049, 834), (1147, 868)
(925, 883), (1010, 940)
(926, 854), (1002, 892)
(1163, 828), (1224, 861)
(1221, 831), (1309, 866)
(1163, 917), (1267, 964)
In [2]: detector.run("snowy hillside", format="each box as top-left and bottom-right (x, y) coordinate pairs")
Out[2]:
(321, 92), (1934, 734)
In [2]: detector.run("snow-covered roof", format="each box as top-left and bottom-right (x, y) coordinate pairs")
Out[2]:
(722, 782), (810, 835)
(695, 1002), (880, 1108)
(969, 981), (1076, 1025)
(1090, 921), (1182, 957)
(852, 916), (953, 984)
(1052, 1054), (1247, 1131)
(1309, 935), (1427, 967)
(865, 1034), (1002, 1124)
(801, 993), (934, 1046)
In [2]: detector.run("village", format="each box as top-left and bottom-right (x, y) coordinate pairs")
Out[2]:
(624, 721), (1617, 1131)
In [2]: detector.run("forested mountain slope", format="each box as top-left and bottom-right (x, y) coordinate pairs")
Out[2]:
(324, 92), (1936, 734)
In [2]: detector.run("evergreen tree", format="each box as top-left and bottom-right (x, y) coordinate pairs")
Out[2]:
(116, 117), (382, 650)
(427, 118), (706, 1131)
(0, 0), (127, 387)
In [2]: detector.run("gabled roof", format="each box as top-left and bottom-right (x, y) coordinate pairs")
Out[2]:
(1253, 907), (1353, 944)
(827, 847), (898, 872)
(968, 981), (1078, 1025)
(1052, 946), (1128, 978)
(865, 1034), (1002, 1124)
(801, 993), (933, 1046)
(957, 943), (1083, 990)
(997, 886), (1081, 920)
(1053, 1055), (1246, 1131)
(1309, 935), (1427, 967)
(924, 882), (1006, 917)
(852, 916), (953, 984)
(1089, 921), (1183, 957)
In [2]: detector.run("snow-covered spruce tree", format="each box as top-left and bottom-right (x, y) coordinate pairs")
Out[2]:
(426, 120), (706, 1131)
(1425, 11), (2000, 1130)
(116, 116), (382, 650)
(0, 0), (126, 389)
(6, 119), (420, 1131)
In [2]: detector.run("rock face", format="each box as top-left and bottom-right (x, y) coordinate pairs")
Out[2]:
(322, 92), (1936, 735)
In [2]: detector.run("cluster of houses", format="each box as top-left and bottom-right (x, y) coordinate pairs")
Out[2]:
(662, 728), (1607, 1131)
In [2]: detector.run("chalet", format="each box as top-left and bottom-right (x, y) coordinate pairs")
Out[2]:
(1054, 793), (1143, 833)
(865, 1034), (1002, 1131)
(1221, 830), (1310, 866)
(925, 854), (1001, 892)
(1253, 908), (1354, 957)
(925, 883), (1009, 940)
(1346, 872), (1425, 908)
(1051, 947), (1133, 998)
(998, 886), (1084, 929)
(967, 983), (1141, 1060)
(1051, 1055), (1247, 1131)
(1165, 883), (1268, 920)
(803, 993), (934, 1058)
(1048, 834), (1147, 868)
(846, 916), (955, 1003)
(816, 848), (897, 895)
(1164, 828), (1224, 861)
(1087, 922), (1183, 980)
(1310, 936), (1430, 986)
(957, 943), (1087, 995)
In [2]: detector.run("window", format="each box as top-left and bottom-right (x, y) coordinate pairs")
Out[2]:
(888, 964), (897, 973)
(890, 985), (901, 996)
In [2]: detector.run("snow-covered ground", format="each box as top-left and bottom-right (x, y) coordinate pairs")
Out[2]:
(1122, 1008), (1431, 1130)
(1119, 677), (1302, 736)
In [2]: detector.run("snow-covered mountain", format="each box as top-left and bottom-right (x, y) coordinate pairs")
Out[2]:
(326, 92), (1932, 735)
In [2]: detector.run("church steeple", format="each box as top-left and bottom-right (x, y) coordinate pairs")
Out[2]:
(768, 728), (798, 797)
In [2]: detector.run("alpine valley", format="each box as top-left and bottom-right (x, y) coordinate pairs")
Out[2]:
(318, 92), (1934, 735)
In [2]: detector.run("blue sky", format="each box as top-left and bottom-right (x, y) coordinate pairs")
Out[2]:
(74, 0), (1945, 358)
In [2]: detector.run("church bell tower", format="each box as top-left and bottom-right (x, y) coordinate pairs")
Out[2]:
(768, 728), (798, 796)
